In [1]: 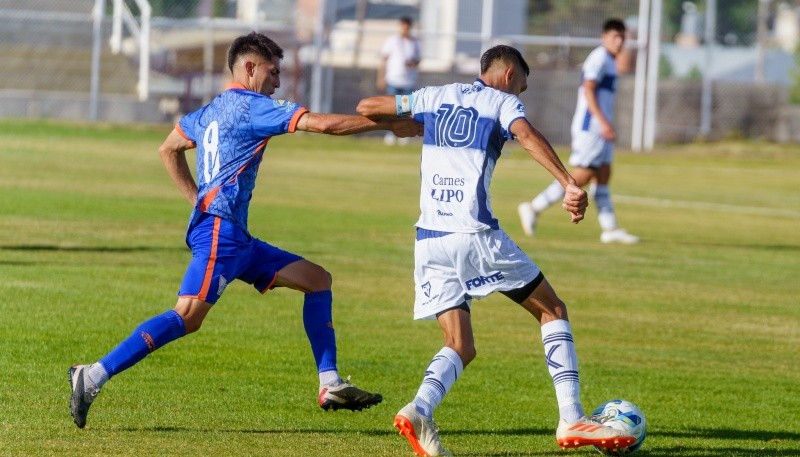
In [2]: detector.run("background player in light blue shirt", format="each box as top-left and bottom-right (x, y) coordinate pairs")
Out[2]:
(519, 18), (640, 244)
(358, 45), (635, 455)
(68, 32), (421, 429)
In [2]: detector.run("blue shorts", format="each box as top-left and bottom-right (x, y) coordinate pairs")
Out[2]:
(179, 213), (303, 304)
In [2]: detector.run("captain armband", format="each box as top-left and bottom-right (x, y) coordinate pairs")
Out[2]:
(395, 94), (414, 117)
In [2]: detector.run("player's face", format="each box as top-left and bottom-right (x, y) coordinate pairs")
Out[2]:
(602, 29), (625, 57)
(400, 21), (411, 37)
(253, 56), (282, 96)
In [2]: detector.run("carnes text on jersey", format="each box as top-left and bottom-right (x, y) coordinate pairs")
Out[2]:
(431, 174), (465, 203)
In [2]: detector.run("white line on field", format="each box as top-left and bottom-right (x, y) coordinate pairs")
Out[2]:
(614, 195), (800, 218)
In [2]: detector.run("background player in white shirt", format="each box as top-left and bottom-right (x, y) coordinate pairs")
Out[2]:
(358, 45), (636, 456)
(518, 19), (640, 244)
(378, 15), (421, 145)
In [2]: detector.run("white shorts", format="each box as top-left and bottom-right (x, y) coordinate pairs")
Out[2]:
(413, 228), (541, 320)
(570, 131), (613, 169)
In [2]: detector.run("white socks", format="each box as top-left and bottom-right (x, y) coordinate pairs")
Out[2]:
(541, 319), (584, 423)
(412, 346), (464, 418)
(87, 362), (109, 391)
(531, 180), (565, 214)
(319, 369), (342, 386)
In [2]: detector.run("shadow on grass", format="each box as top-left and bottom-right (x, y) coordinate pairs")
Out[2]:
(0, 244), (185, 253)
(117, 425), (398, 436)
(112, 425), (800, 457)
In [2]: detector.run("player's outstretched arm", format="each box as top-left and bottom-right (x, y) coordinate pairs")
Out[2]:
(356, 95), (398, 120)
(296, 111), (421, 138)
(510, 118), (588, 223)
(158, 128), (198, 206)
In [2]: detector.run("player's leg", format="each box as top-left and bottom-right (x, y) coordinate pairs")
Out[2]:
(395, 305), (470, 457)
(67, 300), (194, 429)
(595, 162), (640, 244)
(507, 277), (636, 450)
(518, 154), (595, 237)
(267, 257), (382, 411)
(68, 214), (230, 428)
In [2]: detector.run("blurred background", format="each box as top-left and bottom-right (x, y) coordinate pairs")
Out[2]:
(1, 0), (799, 148)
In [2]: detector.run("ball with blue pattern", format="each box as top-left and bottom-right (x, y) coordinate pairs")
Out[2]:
(590, 399), (647, 455)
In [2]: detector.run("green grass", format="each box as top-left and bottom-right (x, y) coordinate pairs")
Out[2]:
(0, 118), (798, 456)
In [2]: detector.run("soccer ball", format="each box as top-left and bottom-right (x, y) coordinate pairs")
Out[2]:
(590, 399), (647, 455)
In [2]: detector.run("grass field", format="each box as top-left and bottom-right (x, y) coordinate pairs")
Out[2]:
(0, 118), (798, 457)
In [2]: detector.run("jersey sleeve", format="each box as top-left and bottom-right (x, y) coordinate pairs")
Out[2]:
(410, 86), (430, 123)
(582, 48), (606, 82)
(177, 110), (201, 145)
(249, 97), (308, 138)
(498, 94), (527, 139)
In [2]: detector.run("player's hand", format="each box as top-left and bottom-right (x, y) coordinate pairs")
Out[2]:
(389, 118), (423, 138)
(601, 121), (617, 141)
(562, 183), (588, 223)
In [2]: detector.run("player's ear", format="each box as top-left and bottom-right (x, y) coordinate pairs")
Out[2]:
(243, 59), (256, 77)
(504, 65), (515, 86)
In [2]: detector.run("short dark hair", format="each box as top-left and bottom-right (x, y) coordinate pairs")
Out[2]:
(603, 18), (626, 34)
(480, 45), (529, 76)
(227, 32), (284, 73)
(400, 16), (413, 26)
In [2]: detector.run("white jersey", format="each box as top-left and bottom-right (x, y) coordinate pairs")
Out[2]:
(410, 79), (527, 233)
(381, 34), (421, 89)
(570, 46), (618, 136)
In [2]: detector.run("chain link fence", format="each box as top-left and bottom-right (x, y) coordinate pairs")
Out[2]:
(0, 0), (795, 143)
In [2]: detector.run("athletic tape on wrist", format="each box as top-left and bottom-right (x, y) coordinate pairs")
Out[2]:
(395, 94), (414, 116)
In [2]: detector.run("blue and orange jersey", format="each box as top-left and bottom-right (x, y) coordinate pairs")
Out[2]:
(176, 83), (308, 233)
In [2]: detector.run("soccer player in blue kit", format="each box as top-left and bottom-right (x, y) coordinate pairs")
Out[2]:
(357, 46), (636, 455)
(67, 32), (421, 429)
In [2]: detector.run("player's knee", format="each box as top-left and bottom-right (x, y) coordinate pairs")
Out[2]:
(311, 268), (332, 291)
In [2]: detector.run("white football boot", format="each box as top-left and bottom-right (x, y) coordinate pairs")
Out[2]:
(394, 403), (452, 456)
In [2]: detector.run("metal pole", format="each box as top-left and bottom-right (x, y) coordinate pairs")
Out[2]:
(631, 0), (650, 151)
(700, 0), (716, 137)
(643, 0), (661, 150)
(755, 0), (770, 84)
(111, 0), (122, 53)
(310, 0), (327, 112)
(481, 0), (494, 52)
(90, 0), (102, 121)
(138, 0), (151, 101)
(203, 17), (214, 105)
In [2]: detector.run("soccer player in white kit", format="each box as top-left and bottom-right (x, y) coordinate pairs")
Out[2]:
(357, 45), (636, 456)
(518, 19), (639, 244)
